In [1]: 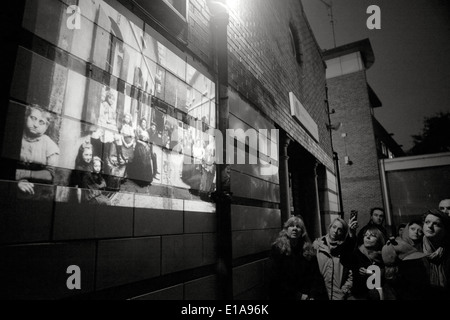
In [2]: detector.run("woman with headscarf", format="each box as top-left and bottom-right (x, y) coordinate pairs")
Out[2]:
(269, 215), (327, 300)
(313, 217), (353, 300)
(401, 220), (424, 251)
(381, 236), (428, 300)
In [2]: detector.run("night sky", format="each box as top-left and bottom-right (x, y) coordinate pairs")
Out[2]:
(302, 0), (450, 151)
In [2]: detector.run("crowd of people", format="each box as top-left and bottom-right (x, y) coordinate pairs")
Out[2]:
(13, 102), (450, 299)
(269, 200), (450, 300)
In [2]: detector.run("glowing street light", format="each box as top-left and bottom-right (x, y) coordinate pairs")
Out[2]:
(225, 0), (239, 11)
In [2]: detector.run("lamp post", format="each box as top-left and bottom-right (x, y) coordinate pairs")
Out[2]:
(207, 0), (233, 300)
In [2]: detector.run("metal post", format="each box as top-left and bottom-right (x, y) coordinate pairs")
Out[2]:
(379, 159), (394, 235)
(279, 134), (291, 225)
(334, 152), (344, 217)
(208, 0), (233, 300)
(313, 161), (323, 238)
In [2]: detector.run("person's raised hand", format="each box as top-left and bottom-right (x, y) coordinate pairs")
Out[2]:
(349, 216), (358, 236)
(428, 247), (445, 261)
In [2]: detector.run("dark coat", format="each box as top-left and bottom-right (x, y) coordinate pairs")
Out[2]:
(348, 247), (384, 300)
(70, 162), (92, 188)
(127, 141), (153, 187)
(383, 258), (441, 300)
(269, 244), (328, 300)
(80, 172), (110, 205)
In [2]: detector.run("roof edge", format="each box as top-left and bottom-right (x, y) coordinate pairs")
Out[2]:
(323, 38), (375, 70)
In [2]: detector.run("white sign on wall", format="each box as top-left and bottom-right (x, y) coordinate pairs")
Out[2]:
(289, 92), (319, 142)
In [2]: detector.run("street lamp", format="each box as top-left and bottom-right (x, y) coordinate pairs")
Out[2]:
(224, 0), (239, 11)
(206, 0), (233, 300)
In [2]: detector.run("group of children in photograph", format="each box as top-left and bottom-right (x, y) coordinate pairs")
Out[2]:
(15, 96), (216, 204)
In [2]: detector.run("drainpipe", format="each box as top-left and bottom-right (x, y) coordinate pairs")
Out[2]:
(207, 0), (233, 300)
(379, 159), (394, 235)
(279, 133), (292, 225)
(313, 161), (323, 237)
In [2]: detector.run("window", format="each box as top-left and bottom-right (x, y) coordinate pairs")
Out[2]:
(289, 27), (296, 57)
(289, 23), (302, 65)
(380, 141), (388, 157)
(133, 0), (188, 20)
(132, 0), (188, 43)
(164, 0), (187, 18)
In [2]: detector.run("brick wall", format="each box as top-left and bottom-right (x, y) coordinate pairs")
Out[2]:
(188, 0), (334, 171)
(0, 0), (335, 300)
(188, 0), (335, 299)
(328, 71), (384, 227)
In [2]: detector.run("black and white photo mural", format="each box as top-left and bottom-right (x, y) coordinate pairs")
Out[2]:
(3, 0), (217, 209)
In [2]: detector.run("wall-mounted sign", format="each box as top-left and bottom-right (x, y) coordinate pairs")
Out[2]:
(289, 92), (319, 142)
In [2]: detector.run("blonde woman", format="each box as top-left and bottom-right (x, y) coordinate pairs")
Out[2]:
(314, 217), (353, 300)
(269, 215), (327, 300)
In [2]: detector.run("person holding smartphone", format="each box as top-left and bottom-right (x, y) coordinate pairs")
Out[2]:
(356, 207), (389, 245)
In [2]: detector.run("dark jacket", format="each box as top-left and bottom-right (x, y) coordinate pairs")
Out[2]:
(80, 172), (110, 205)
(383, 258), (441, 300)
(348, 246), (384, 300)
(422, 245), (450, 299)
(269, 244), (328, 300)
(127, 140), (153, 187)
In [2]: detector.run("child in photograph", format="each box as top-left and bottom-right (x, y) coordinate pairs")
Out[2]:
(98, 89), (118, 139)
(127, 118), (153, 187)
(92, 87), (120, 166)
(81, 156), (111, 205)
(120, 113), (136, 165)
(16, 104), (60, 195)
(70, 141), (94, 188)
(148, 121), (160, 179)
(200, 136), (216, 193)
(106, 138), (124, 191)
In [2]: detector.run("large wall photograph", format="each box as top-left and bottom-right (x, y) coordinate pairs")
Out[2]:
(4, 0), (217, 208)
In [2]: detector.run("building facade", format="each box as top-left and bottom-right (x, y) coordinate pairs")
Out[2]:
(380, 152), (450, 229)
(324, 39), (404, 234)
(0, 0), (338, 300)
